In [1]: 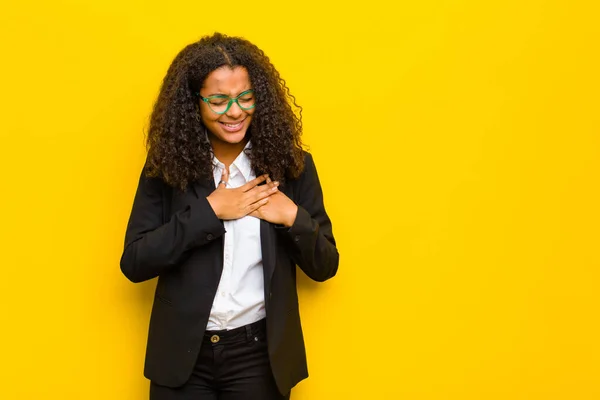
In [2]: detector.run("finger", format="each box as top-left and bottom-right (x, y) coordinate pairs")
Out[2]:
(218, 168), (229, 188)
(246, 197), (269, 215)
(264, 181), (279, 196)
(243, 174), (268, 191)
(246, 180), (279, 202)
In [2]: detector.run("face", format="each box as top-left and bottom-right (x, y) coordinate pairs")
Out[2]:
(199, 66), (255, 149)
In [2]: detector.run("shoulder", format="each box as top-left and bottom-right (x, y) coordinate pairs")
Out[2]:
(300, 150), (316, 173)
(137, 160), (171, 195)
(290, 150), (320, 188)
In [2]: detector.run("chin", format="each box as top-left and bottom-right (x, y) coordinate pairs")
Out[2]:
(211, 128), (247, 145)
(223, 131), (248, 144)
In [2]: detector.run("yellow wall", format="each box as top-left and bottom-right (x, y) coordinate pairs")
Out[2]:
(1, 0), (599, 398)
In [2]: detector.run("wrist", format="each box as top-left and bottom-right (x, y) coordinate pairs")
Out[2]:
(206, 196), (221, 219)
(285, 205), (298, 228)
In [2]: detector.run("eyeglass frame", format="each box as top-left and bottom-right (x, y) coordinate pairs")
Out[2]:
(196, 89), (256, 115)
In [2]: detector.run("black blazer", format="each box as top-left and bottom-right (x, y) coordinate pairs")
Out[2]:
(120, 152), (339, 395)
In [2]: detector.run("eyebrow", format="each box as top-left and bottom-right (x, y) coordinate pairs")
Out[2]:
(204, 89), (253, 97)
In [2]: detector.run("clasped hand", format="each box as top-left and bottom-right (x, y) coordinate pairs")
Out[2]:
(206, 168), (298, 227)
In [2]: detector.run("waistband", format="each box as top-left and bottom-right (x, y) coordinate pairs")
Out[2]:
(204, 318), (266, 345)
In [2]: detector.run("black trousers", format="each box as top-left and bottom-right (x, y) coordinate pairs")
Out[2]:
(150, 319), (290, 400)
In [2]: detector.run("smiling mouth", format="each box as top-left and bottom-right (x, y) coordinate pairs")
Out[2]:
(222, 121), (243, 128)
(219, 118), (247, 132)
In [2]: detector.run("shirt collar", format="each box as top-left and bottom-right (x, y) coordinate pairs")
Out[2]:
(232, 141), (253, 182)
(213, 141), (253, 182)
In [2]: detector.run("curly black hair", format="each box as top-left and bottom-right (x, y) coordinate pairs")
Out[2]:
(144, 32), (305, 191)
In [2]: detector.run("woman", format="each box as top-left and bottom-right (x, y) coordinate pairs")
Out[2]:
(120, 32), (339, 400)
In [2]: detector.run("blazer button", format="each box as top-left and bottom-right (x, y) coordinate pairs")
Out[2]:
(207, 233), (214, 241)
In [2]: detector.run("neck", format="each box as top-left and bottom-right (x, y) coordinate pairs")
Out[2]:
(210, 137), (248, 168)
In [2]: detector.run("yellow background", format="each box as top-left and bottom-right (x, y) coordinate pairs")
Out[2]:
(1, 0), (599, 398)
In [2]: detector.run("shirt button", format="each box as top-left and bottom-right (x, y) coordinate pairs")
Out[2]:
(207, 233), (214, 241)
(294, 235), (300, 242)
(221, 292), (225, 297)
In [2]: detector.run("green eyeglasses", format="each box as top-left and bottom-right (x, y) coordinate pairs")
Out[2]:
(198, 89), (256, 115)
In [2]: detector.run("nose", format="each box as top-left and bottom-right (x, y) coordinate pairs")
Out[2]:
(225, 100), (243, 118)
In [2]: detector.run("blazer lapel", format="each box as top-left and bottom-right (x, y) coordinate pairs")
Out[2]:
(261, 219), (277, 301)
(192, 176), (216, 199)
(262, 182), (292, 300)
(190, 177), (224, 281)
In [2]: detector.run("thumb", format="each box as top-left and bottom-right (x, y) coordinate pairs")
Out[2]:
(218, 167), (229, 188)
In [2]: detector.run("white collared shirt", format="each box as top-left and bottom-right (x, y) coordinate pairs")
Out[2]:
(206, 143), (266, 330)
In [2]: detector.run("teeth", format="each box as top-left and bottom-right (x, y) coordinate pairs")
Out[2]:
(224, 122), (242, 128)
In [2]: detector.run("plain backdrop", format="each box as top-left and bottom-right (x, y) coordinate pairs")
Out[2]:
(1, 0), (599, 398)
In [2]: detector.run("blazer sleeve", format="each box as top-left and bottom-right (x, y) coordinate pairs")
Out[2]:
(120, 164), (226, 283)
(280, 152), (339, 282)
